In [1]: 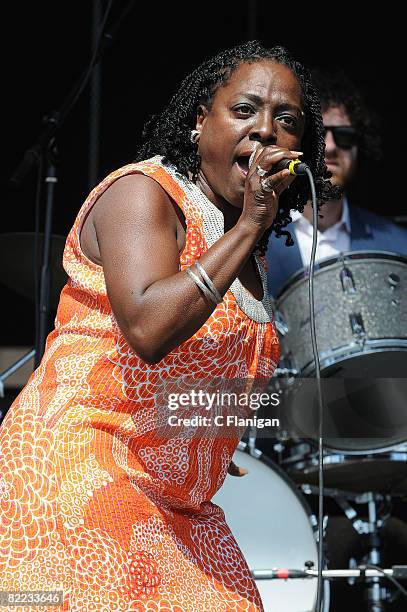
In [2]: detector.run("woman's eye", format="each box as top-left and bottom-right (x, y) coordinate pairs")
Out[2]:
(276, 114), (297, 127)
(234, 104), (254, 115)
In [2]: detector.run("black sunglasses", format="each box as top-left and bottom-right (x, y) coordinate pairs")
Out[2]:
(323, 125), (359, 150)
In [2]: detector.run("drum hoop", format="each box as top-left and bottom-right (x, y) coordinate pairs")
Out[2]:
(316, 443), (407, 456)
(289, 450), (407, 468)
(276, 249), (407, 303)
(300, 341), (407, 377)
(237, 441), (316, 524)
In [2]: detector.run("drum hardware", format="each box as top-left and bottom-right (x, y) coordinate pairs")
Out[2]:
(348, 556), (359, 586)
(340, 265), (356, 294)
(0, 348), (36, 399)
(0, 232), (67, 422)
(333, 496), (374, 536)
(254, 562), (407, 611)
(251, 250), (407, 607)
(251, 559), (317, 580)
(300, 484), (407, 610)
(299, 483), (390, 504)
(271, 442), (288, 466)
(273, 367), (299, 378)
(274, 311), (289, 337)
(349, 311), (366, 341)
(387, 273), (400, 289)
(251, 564), (407, 581)
(282, 440), (407, 493)
(0, 349), (36, 423)
(270, 251), (407, 498)
(300, 484), (396, 524)
(213, 443), (329, 612)
(247, 433), (262, 458)
(365, 494), (386, 611)
(252, 559), (407, 611)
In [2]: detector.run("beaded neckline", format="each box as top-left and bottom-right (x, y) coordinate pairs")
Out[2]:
(152, 157), (274, 323)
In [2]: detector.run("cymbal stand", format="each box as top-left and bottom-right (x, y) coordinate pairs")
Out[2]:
(364, 494), (388, 611)
(335, 491), (391, 610)
(1, 137), (58, 421)
(0, 349), (36, 419)
(301, 485), (392, 610)
(35, 141), (58, 366)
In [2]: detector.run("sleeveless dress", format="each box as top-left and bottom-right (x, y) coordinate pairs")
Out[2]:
(0, 157), (280, 611)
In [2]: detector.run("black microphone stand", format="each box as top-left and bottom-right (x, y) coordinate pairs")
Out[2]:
(35, 137), (58, 366)
(9, 0), (139, 188)
(1, 1), (137, 409)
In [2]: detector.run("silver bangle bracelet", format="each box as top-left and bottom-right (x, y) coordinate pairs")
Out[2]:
(185, 267), (222, 305)
(195, 261), (223, 303)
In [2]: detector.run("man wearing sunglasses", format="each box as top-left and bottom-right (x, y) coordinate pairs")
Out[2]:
(266, 68), (407, 297)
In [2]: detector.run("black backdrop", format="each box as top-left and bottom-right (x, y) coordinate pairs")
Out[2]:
(1, 1), (400, 345)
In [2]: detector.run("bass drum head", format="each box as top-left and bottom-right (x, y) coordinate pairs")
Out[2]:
(213, 447), (321, 612)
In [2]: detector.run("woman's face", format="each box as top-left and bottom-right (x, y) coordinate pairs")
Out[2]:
(195, 60), (305, 210)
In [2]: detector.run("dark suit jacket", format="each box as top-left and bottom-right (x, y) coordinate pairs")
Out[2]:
(266, 205), (407, 298)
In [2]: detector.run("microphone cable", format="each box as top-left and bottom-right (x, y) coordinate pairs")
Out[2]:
(245, 153), (326, 609)
(304, 167), (325, 612)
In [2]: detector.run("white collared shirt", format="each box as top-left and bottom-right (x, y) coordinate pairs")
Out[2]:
(291, 198), (351, 266)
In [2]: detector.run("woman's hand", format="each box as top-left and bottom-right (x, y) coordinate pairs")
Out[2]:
(227, 460), (249, 477)
(240, 145), (301, 232)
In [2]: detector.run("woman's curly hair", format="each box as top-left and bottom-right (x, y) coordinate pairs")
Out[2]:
(135, 40), (339, 254)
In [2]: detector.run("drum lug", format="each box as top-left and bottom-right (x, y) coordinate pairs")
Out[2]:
(274, 311), (289, 336)
(349, 312), (366, 339)
(274, 366), (298, 378)
(388, 272), (400, 289)
(334, 496), (370, 534)
(340, 266), (357, 294)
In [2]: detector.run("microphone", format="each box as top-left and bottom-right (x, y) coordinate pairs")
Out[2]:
(272, 158), (309, 175)
(248, 150), (309, 175)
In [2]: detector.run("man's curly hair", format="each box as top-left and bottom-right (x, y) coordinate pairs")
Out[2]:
(135, 40), (338, 253)
(311, 68), (382, 164)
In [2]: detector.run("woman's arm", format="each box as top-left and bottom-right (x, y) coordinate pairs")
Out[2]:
(93, 174), (259, 363)
(95, 153), (292, 363)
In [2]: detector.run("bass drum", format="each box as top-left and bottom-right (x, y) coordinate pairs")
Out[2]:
(213, 444), (329, 612)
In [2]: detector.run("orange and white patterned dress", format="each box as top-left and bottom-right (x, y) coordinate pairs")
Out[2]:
(0, 157), (279, 611)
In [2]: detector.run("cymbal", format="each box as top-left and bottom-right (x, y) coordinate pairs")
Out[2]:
(0, 232), (68, 310)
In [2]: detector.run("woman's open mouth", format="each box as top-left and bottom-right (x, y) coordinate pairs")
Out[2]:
(235, 156), (250, 177)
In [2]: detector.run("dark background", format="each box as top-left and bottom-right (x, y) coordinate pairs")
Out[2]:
(0, 1), (401, 345)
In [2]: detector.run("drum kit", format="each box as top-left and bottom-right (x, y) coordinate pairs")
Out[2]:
(214, 251), (407, 612)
